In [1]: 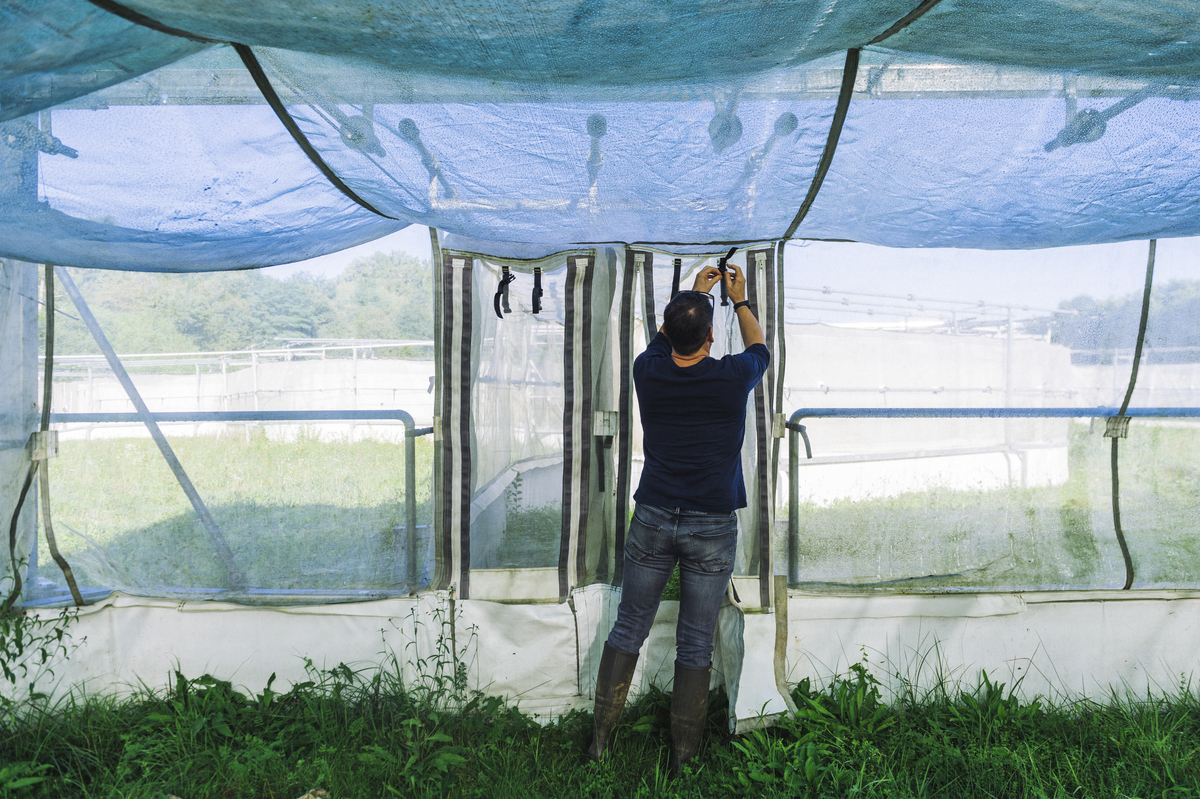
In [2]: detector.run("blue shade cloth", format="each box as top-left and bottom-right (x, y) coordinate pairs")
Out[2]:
(886, 0), (1200, 79)
(800, 55), (1200, 249)
(0, 48), (406, 271)
(113, 0), (915, 84)
(93, 0), (1200, 83)
(4, 3), (1200, 269)
(0, 0), (207, 122)
(255, 47), (840, 246)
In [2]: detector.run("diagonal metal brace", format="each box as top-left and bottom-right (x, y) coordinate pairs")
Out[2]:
(54, 266), (246, 590)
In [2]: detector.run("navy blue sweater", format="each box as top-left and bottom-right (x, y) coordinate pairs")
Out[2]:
(632, 332), (770, 513)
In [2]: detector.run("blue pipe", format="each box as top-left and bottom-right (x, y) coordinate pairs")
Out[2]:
(788, 407), (1200, 424)
(784, 406), (1200, 585)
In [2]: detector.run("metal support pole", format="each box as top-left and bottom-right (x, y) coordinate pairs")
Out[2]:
(404, 423), (418, 585)
(788, 423), (799, 585)
(1005, 305), (1015, 485)
(54, 267), (246, 590)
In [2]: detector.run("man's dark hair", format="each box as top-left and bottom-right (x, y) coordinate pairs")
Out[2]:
(662, 292), (714, 356)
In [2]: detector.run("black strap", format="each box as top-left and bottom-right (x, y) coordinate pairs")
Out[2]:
(3, 465), (35, 614)
(85, 0), (223, 43)
(783, 49), (859, 240)
(234, 44), (396, 221)
(493, 267), (516, 319)
(1118, 241), (1155, 418)
(1108, 239), (1156, 591)
(866, 0), (946, 45)
(640, 252), (657, 340)
(40, 265), (84, 606)
(671, 258), (682, 299)
(717, 247), (736, 306)
(532, 268), (543, 314)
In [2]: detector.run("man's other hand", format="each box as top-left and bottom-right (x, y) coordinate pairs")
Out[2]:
(724, 264), (748, 304)
(691, 266), (722, 294)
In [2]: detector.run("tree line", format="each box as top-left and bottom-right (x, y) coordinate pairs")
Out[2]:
(46, 251), (433, 355)
(40, 256), (1198, 360)
(1047, 279), (1200, 361)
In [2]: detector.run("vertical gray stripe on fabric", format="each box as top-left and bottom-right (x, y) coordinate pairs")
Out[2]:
(638, 251), (656, 345)
(559, 258), (577, 599)
(615, 249), (637, 585)
(458, 258), (473, 599)
(746, 257), (773, 609)
(431, 231), (447, 590)
(576, 255), (595, 587)
(438, 253), (455, 591)
(772, 241), (787, 482)
(760, 249), (777, 427)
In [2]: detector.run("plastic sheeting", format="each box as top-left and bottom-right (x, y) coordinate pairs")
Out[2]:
(8, 19), (1200, 268)
(1, 0), (207, 121)
(803, 53), (1200, 249)
(780, 239), (1200, 592)
(2, 47), (407, 272)
(0, 261), (37, 604)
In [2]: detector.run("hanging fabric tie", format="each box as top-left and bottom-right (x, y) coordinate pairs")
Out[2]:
(532, 267), (543, 314)
(493, 266), (516, 319)
(1104, 239), (1156, 591)
(671, 258), (682, 299)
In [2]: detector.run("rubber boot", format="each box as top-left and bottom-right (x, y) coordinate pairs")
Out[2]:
(587, 642), (639, 761)
(669, 661), (711, 774)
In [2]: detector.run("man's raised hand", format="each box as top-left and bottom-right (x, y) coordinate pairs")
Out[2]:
(691, 266), (723, 294)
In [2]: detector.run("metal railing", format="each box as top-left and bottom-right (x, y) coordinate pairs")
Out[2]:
(785, 406), (1200, 586)
(45, 409), (433, 601)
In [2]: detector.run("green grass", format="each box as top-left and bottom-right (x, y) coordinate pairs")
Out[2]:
(787, 423), (1200, 590)
(40, 428), (434, 594)
(39, 422), (1200, 597)
(5, 650), (1200, 798)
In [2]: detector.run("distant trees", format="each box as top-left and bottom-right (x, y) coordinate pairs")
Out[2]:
(1050, 279), (1200, 362)
(46, 250), (433, 354)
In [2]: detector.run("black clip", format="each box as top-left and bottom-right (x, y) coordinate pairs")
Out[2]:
(532, 267), (543, 314)
(1104, 416), (1130, 439)
(716, 246), (737, 307)
(493, 266), (516, 319)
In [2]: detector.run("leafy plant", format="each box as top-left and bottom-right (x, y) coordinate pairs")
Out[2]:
(0, 761), (50, 795)
(0, 606), (80, 721)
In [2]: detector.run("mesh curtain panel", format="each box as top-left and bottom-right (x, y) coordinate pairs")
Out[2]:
(437, 248), (619, 599)
(782, 239), (1200, 591)
(0, 261), (38, 602)
(11, 264), (436, 605)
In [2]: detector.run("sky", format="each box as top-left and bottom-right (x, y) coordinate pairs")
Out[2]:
(263, 226), (1200, 313)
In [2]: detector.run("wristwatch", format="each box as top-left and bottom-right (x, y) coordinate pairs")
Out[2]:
(732, 300), (752, 312)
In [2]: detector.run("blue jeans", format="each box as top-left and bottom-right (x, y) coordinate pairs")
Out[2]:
(607, 503), (738, 669)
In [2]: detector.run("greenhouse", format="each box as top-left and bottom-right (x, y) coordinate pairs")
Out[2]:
(4, 0), (1200, 743)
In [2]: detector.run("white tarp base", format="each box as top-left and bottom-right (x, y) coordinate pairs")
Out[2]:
(783, 590), (1200, 701)
(15, 588), (1200, 728)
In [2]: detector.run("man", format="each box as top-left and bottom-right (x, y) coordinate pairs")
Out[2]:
(588, 261), (768, 772)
